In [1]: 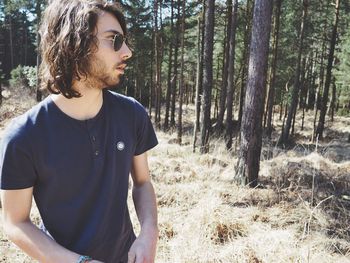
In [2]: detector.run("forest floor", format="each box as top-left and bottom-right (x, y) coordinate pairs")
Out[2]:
(0, 85), (349, 263)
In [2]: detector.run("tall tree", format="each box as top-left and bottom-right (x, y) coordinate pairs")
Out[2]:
(235, 0), (273, 186)
(225, 0), (238, 150)
(170, 0), (181, 127)
(265, 0), (282, 139)
(153, 0), (162, 125)
(200, 0), (215, 153)
(193, 14), (202, 152)
(237, 0), (254, 129)
(315, 0), (341, 139)
(2, 0), (37, 79)
(216, 0), (232, 133)
(280, 0), (308, 145)
(163, 0), (174, 131)
(177, 0), (186, 144)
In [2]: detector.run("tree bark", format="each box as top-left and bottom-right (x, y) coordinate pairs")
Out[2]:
(225, 0), (238, 150)
(235, 0), (273, 186)
(238, 0), (254, 130)
(329, 76), (336, 122)
(164, 0), (174, 131)
(153, 0), (161, 126)
(8, 15), (14, 70)
(193, 14), (203, 152)
(170, 0), (181, 128)
(200, 0), (215, 153)
(266, 0), (282, 139)
(177, 0), (186, 145)
(312, 41), (327, 141)
(214, 55), (221, 120)
(216, 0), (232, 133)
(149, 13), (155, 119)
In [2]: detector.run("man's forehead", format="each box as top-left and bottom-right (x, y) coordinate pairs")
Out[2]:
(96, 11), (124, 36)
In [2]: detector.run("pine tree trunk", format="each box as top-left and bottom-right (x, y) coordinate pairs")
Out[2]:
(280, 0), (308, 145)
(299, 55), (308, 130)
(193, 15), (202, 152)
(225, 0), (238, 150)
(279, 89), (284, 120)
(281, 80), (290, 134)
(170, 1), (181, 128)
(307, 54), (316, 110)
(164, 0), (174, 131)
(149, 14), (155, 119)
(8, 16), (14, 69)
(298, 56), (307, 109)
(304, 53), (313, 112)
(329, 76), (336, 122)
(214, 56), (221, 120)
(238, 0), (254, 130)
(157, 1), (163, 125)
(235, 0), (273, 187)
(216, 0), (232, 133)
(266, 0), (282, 139)
(312, 43), (326, 141)
(200, 0), (215, 153)
(291, 107), (296, 135)
(154, 0), (161, 126)
(177, 0), (186, 144)
(315, 0), (340, 139)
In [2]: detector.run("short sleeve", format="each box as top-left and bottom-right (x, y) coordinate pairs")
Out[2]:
(0, 122), (37, 190)
(133, 100), (158, 156)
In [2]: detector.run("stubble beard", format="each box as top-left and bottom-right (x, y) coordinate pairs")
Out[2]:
(85, 55), (121, 90)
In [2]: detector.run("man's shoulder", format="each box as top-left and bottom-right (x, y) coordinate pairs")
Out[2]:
(105, 90), (146, 113)
(1, 97), (50, 144)
(106, 90), (135, 105)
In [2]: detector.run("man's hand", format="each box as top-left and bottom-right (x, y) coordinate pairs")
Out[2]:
(127, 227), (158, 263)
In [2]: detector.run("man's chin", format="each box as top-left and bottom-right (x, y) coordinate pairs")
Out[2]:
(99, 75), (122, 88)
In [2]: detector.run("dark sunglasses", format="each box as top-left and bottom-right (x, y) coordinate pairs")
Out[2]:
(112, 32), (132, 52)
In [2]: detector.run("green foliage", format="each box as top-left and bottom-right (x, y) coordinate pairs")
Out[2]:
(0, 62), (4, 82)
(9, 64), (25, 87)
(335, 28), (350, 108)
(337, 107), (350, 117)
(9, 64), (36, 89)
(23, 66), (37, 89)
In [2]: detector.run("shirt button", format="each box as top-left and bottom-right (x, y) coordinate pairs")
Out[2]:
(94, 150), (99, 156)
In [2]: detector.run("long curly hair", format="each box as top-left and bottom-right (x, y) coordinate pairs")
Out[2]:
(39, 0), (127, 98)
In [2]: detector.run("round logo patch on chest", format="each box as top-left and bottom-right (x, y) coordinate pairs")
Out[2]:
(117, 141), (125, 151)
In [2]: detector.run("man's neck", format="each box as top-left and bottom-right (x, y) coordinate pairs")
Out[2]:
(51, 82), (104, 121)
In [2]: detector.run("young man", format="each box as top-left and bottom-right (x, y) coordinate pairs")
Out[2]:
(0, 1), (158, 262)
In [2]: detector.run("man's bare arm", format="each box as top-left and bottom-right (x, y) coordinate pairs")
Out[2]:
(128, 152), (158, 263)
(1, 188), (97, 263)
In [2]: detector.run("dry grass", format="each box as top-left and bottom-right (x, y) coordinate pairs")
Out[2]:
(1, 90), (350, 262)
(131, 131), (350, 263)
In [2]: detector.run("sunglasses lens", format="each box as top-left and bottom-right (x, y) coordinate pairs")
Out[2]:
(113, 33), (124, 51)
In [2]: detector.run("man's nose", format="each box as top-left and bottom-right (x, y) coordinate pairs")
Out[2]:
(120, 42), (132, 60)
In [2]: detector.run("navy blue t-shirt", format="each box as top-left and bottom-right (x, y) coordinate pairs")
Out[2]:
(0, 89), (158, 262)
